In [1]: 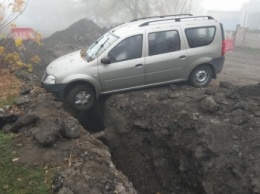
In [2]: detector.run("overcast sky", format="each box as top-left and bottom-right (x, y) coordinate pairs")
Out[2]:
(14, 0), (251, 37)
(202, 0), (249, 11)
(15, 0), (86, 37)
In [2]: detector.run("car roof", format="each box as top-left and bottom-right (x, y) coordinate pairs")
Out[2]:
(111, 15), (219, 38)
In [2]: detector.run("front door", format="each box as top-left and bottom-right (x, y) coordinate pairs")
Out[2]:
(98, 35), (144, 92)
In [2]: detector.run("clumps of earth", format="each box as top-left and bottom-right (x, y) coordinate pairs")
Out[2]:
(1, 68), (259, 194)
(0, 18), (260, 194)
(43, 18), (108, 58)
(0, 71), (137, 194)
(104, 81), (260, 194)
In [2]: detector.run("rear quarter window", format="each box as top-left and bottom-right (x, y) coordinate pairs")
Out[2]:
(185, 26), (216, 48)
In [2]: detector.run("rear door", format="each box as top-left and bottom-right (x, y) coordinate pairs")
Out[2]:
(184, 25), (220, 64)
(145, 27), (188, 84)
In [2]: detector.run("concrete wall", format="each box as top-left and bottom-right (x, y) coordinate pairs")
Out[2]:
(235, 27), (260, 49)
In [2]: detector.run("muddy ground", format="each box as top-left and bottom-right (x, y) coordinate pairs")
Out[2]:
(104, 83), (260, 194)
(65, 48), (260, 194)
(1, 72), (137, 194)
(102, 48), (260, 194)
(1, 18), (260, 194)
(213, 48), (260, 86)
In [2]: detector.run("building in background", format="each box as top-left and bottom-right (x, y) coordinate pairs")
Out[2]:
(206, 0), (260, 30)
(235, 0), (260, 49)
(245, 12), (260, 29)
(11, 28), (35, 40)
(205, 0), (260, 49)
(241, 0), (260, 29)
(206, 10), (241, 31)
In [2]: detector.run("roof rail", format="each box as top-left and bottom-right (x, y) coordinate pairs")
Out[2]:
(139, 16), (215, 27)
(130, 14), (193, 22)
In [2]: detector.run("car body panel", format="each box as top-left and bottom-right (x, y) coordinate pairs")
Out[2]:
(42, 15), (225, 104)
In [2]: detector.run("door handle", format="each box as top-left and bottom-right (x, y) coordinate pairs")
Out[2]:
(135, 64), (143, 68)
(179, 55), (186, 59)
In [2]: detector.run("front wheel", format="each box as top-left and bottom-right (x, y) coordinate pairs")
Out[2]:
(189, 65), (212, 87)
(66, 84), (95, 111)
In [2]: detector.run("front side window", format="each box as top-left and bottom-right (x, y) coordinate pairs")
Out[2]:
(149, 30), (180, 56)
(185, 27), (216, 48)
(108, 35), (143, 63)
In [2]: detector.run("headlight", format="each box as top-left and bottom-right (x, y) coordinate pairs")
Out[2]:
(44, 75), (56, 84)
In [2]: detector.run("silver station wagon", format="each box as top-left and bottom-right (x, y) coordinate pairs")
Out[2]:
(42, 14), (226, 110)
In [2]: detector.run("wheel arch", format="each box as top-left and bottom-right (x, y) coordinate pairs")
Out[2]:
(189, 63), (216, 80)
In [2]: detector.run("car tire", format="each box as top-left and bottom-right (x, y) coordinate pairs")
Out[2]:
(189, 65), (212, 87)
(66, 84), (95, 111)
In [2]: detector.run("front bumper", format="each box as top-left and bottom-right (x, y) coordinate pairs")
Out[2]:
(41, 82), (67, 101)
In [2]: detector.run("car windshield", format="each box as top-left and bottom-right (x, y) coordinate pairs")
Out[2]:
(85, 32), (119, 61)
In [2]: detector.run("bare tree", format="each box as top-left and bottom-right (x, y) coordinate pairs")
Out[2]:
(117, 0), (192, 19)
(156, 0), (192, 15)
(120, 0), (150, 19)
(79, 0), (192, 25)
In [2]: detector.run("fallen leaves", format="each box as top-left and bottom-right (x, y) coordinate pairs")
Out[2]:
(29, 55), (41, 64)
(0, 69), (23, 106)
(14, 39), (23, 47)
(0, 46), (4, 55)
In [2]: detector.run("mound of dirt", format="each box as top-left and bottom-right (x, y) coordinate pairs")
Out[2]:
(2, 17), (260, 194)
(1, 63), (260, 194)
(104, 83), (260, 194)
(0, 19), (106, 78)
(0, 71), (136, 194)
(43, 18), (107, 58)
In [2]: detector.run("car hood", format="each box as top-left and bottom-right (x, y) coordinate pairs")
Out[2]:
(46, 50), (88, 75)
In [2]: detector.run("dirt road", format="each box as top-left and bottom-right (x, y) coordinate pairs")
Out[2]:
(212, 48), (260, 86)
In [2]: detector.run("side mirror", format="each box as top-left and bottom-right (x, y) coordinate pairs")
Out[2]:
(101, 57), (111, 65)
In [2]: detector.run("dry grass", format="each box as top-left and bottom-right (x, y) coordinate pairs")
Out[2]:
(0, 69), (23, 107)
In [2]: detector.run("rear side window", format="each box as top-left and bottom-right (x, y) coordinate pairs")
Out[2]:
(149, 30), (180, 56)
(185, 27), (216, 48)
(108, 35), (143, 63)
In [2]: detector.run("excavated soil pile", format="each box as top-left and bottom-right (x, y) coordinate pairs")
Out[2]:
(0, 71), (136, 194)
(0, 19), (106, 78)
(43, 18), (107, 58)
(2, 18), (260, 194)
(104, 82), (260, 194)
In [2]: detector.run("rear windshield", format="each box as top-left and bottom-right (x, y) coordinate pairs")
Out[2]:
(185, 26), (216, 48)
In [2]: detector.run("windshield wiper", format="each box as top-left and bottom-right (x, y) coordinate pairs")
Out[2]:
(87, 38), (109, 62)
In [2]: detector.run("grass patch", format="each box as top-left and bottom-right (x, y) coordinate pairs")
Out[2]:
(0, 132), (52, 194)
(0, 95), (16, 108)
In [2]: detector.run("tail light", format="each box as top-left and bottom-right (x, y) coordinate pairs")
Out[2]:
(222, 39), (234, 56)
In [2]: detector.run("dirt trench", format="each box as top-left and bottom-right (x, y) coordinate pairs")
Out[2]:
(78, 83), (260, 194)
(3, 16), (260, 193)
(3, 72), (259, 194)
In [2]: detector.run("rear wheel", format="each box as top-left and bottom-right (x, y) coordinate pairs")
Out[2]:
(66, 84), (95, 111)
(189, 65), (212, 87)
